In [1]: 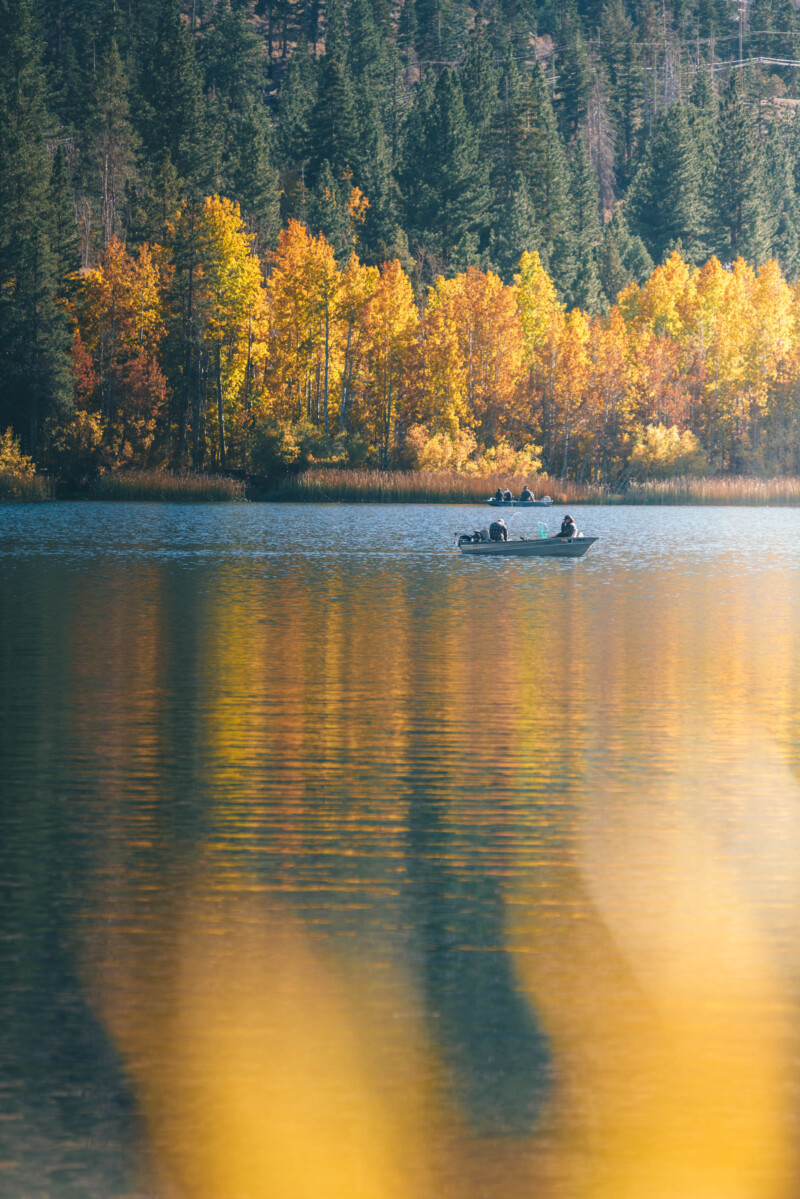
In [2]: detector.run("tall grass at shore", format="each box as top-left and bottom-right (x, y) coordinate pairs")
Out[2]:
(266, 469), (607, 504)
(625, 476), (800, 504)
(90, 470), (246, 501)
(268, 469), (800, 505)
(0, 471), (53, 500)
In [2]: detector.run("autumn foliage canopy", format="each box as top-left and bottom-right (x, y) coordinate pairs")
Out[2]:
(61, 201), (800, 482)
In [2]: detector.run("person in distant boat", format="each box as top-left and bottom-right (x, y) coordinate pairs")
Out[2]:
(519, 484), (533, 502)
(558, 514), (578, 538)
(494, 488), (504, 502)
(489, 518), (508, 542)
(503, 488), (513, 502)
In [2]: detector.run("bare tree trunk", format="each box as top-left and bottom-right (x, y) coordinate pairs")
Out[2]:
(383, 354), (394, 466)
(323, 291), (330, 434)
(178, 220), (195, 461)
(192, 343), (203, 467)
(216, 343), (226, 467)
(340, 319), (353, 432)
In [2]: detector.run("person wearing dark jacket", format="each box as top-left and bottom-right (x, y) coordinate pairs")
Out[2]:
(494, 488), (504, 501)
(558, 515), (578, 538)
(489, 519), (508, 542)
(502, 488), (513, 502)
(519, 485), (533, 502)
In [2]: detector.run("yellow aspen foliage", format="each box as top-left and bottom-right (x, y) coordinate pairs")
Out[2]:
(447, 267), (523, 441)
(336, 254), (379, 434)
(621, 250), (691, 340)
(583, 309), (637, 482)
(415, 276), (469, 441)
(514, 250), (564, 365)
(194, 195), (267, 466)
(59, 199), (800, 480)
(551, 309), (591, 478)
(263, 221), (343, 432)
(362, 260), (418, 465)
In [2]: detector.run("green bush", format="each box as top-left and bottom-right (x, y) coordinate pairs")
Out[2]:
(0, 428), (52, 500)
(248, 417), (335, 476)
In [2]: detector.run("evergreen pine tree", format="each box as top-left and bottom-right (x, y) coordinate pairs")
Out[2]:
(763, 114), (800, 278)
(226, 103), (281, 250)
(399, 67), (492, 271)
(137, 0), (207, 190)
(460, 26), (499, 150)
(489, 171), (541, 281)
(348, 0), (386, 100)
(713, 75), (770, 263)
(307, 159), (350, 257)
(415, 0), (468, 62)
(276, 35), (317, 172)
(128, 149), (181, 247)
(397, 0), (418, 68)
(308, 29), (359, 184)
(202, 2), (265, 110)
(524, 65), (576, 296)
(696, 0), (728, 39)
(750, 0), (799, 92)
(598, 0), (643, 184)
(0, 0), (71, 455)
(599, 208), (653, 304)
(49, 145), (79, 286)
(497, 0), (539, 58)
(626, 102), (706, 263)
(490, 60), (527, 204)
(569, 134), (603, 310)
(688, 67), (718, 253)
(82, 38), (139, 249)
(557, 7), (592, 142)
(352, 90), (397, 261)
(598, 224), (628, 303)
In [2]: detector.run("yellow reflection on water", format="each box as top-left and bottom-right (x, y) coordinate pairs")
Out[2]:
(509, 720), (800, 1199)
(78, 549), (800, 1199)
(90, 884), (451, 1199)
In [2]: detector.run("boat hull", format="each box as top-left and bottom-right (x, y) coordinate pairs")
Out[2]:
(459, 536), (598, 558)
(486, 498), (552, 507)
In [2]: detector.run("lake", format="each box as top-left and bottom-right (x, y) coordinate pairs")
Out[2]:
(2, 501), (800, 1199)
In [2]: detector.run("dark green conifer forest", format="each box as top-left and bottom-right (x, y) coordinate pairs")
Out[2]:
(3, 0), (800, 472)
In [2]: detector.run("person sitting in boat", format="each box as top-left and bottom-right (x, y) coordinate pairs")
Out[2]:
(494, 488), (504, 502)
(558, 514), (578, 539)
(503, 488), (513, 502)
(489, 518), (508, 542)
(519, 484), (533, 502)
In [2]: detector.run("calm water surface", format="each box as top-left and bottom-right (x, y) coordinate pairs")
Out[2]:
(3, 502), (800, 1199)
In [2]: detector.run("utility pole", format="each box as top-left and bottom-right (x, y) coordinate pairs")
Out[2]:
(738, 0), (744, 84)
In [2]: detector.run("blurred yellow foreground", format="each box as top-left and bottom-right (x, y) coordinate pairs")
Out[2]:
(89, 721), (800, 1199)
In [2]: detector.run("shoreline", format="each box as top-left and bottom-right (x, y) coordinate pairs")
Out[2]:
(7, 468), (800, 506)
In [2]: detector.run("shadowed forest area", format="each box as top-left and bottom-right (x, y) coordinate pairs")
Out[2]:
(4, 0), (800, 495)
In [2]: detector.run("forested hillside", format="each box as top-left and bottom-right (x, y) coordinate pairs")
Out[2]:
(3, 0), (800, 483)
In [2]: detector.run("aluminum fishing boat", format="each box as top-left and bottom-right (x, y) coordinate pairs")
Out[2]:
(458, 534), (598, 558)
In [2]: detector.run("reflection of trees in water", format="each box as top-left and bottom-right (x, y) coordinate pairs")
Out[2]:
(0, 565), (139, 1196)
(405, 779), (551, 1136)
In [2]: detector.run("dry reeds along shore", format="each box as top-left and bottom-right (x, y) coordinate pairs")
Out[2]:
(623, 476), (800, 505)
(271, 470), (800, 505)
(89, 470), (246, 501)
(267, 469), (598, 504)
(7, 467), (800, 504)
(0, 471), (53, 501)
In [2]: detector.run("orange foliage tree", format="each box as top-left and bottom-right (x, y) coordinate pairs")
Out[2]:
(71, 237), (169, 466)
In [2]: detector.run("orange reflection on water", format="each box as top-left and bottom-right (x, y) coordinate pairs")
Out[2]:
(75, 546), (800, 1199)
(508, 722), (800, 1199)
(89, 881), (453, 1199)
